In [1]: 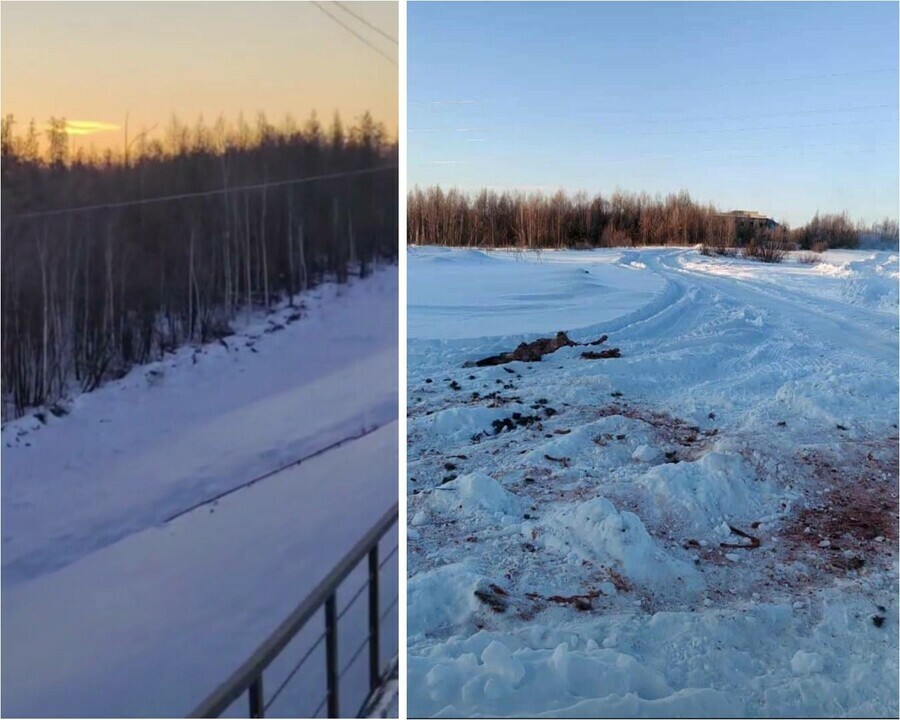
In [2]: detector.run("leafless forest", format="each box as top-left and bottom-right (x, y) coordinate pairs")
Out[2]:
(408, 186), (897, 252)
(1, 112), (398, 418)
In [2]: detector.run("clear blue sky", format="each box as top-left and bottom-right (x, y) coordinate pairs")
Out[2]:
(409, 1), (899, 226)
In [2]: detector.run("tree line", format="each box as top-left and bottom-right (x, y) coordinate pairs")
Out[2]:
(408, 186), (898, 252)
(1, 111), (398, 418)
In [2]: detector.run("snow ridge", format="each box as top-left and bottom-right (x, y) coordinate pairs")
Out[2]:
(408, 248), (897, 718)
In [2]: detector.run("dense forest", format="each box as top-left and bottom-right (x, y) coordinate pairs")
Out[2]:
(408, 186), (898, 252)
(1, 111), (398, 418)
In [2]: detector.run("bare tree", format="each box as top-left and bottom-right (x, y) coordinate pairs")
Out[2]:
(1, 111), (398, 417)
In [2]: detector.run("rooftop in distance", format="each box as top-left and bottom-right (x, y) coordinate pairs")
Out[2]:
(719, 210), (779, 228)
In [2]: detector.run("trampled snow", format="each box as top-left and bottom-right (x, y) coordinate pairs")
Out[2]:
(2, 267), (399, 717)
(407, 247), (898, 718)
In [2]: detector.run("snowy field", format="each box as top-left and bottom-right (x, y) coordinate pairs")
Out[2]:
(407, 247), (898, 718)
(2, 267), (399, 717)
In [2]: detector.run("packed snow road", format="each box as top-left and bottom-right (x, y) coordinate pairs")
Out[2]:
(2, 267), (399, 717)
(407, 247), (898, 718)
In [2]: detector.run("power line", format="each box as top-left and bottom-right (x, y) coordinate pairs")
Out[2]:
(6, 165), (397, 222)
(410, 104), (896, 137)
(583, 103), (897, 127)
(311, 1), (397, 66)
(333, 1), (397, 45)
(410, 69), (898, 112)
(621, 116), (898, 138)
(711, 66), (898, 88)
(414, 141), (895, 168)
(637, 139), (897, 158)
(586, 66), (900, 91)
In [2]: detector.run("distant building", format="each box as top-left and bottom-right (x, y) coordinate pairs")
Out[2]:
(719, 210), (779, 230)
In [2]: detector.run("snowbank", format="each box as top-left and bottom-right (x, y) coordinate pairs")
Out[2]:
(431, 472), (522, 521)
(3, 267), (399, 717)
(544, 497), (701, 593)
(407, 247), (898, 718)
(637, 451), (773, 533)
(408, 563), (487, 638)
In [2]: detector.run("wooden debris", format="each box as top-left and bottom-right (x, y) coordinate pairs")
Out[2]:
(720, 524), (761, 549)
(474, 583), (510, 613)
(548, 593), (596, 611)
(581, 349), (621, 360)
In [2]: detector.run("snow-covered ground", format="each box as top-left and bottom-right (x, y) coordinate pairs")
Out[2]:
(407, 247), (898, 718)
(2, 267), (399, 717)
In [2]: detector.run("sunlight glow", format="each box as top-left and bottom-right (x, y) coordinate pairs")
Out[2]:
(63, 120), (120, 136)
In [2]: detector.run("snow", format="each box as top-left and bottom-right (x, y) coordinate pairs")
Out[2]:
(637, 451), (775, 533)
(407, 247), (898, 718)
(428, 406), (516, 445)
(632, 444), (660, 463)
(432, 472), (522, 520)
(3, 268), (398, 586)
(364, 669), (399, 718)
(408, 563), (485, 636)
(407, 247), (665, 341)
(480, 640), (526, 685)
(791, 650), (825, 675)
(2, 267), (399, 717)
(542, 497), (701, 594)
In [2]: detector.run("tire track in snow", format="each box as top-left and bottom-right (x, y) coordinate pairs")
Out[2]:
(407, 248), (898, 718)
(607, 250), (895, 434)
(659, 250), (897, 359)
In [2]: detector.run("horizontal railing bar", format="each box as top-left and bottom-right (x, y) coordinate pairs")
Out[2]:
(263, 630), (327, 712)
(189, 502), (398, 718)
(378, 543), (399, 569)
(339, 634), (370, 680)
(337, 579), (369, 622)
(379, 595), (399, 624)
(312, 692), (329, 719)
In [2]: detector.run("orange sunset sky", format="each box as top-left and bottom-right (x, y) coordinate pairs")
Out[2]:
(1, 1), (398, 152)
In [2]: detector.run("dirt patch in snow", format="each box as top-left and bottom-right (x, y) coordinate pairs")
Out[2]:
(781, 438), (898, 576)
(595, 402), (719, 462)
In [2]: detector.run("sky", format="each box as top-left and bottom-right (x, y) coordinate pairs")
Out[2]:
(1, 1), (398, 152)
(409, 1), (899, 226)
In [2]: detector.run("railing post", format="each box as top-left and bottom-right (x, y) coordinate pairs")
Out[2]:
(325, 594), (339, 718)
(248, 676), (264, 718)
(368, 546), (380, 693)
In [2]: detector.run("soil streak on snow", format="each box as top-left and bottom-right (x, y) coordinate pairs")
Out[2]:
(407, 247), (898, 718)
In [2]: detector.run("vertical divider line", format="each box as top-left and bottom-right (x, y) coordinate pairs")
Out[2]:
(368, 546), (381, 691)
(397, 0), (409, 717)
(325, 594), (340, 718)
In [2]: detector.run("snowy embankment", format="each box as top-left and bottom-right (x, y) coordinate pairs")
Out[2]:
(407, 247), (898, 718)
(2, 267), (399, 717)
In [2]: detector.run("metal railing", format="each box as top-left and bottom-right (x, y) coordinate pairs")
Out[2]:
(190, 502), (399, 718)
